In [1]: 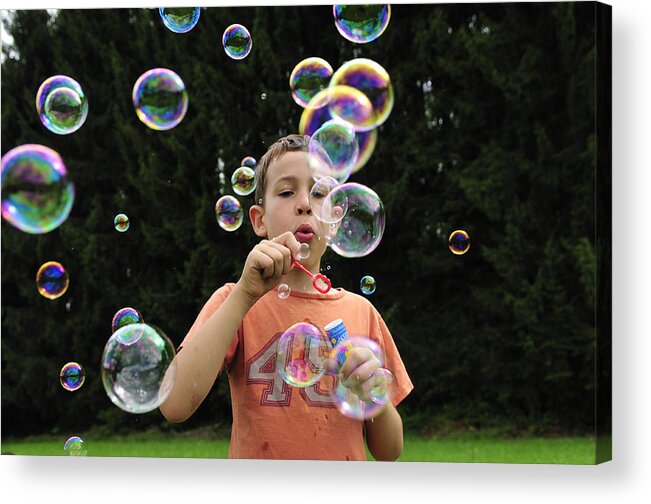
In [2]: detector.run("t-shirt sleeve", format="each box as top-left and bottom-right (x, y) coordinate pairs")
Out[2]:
(370, 306), (414, 407)
(178, 283), (240, 374)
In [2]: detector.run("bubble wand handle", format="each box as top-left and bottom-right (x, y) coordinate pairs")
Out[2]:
(292, 260), (332, 294)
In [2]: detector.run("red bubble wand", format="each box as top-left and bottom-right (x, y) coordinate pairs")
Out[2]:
(292, 260), (332, 294)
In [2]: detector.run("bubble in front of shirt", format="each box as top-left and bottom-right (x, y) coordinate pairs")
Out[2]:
(241, 156), (257, 169)
(289, 57), (333, 108)
(114, 213), (129, 232)
(1, 144), (75, 234)
(333, 4), (391, 44)
(307, 119), (358, 184)
(36, 75), (88, 135)
(101, 323), (177, 414)
(277, 283), (291, 299)
(215, 195), (243, 231)
(324, 183), (385, 257)
(231, 166), (256, 196)
(64, 436), (87, 456)
(449, 229), (470, 255)
(298, 243), (311, 260)
(159, 7), (200, 33)
(111, 307), (144, 334)
(60, 362), (85, 392)
(299, 90), (377, 174)
(223, 24), (252, 60)
(329, 58), (394, 130)
(276, 322), (327, 387)
(360, 275), (376, 295)
(36, 261), (69, 300)
(132, 68), (188, 131)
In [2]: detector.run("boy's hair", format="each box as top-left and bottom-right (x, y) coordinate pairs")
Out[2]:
(254, 134), (310, 206)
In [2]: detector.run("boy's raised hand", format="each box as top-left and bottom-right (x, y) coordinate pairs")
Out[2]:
(337, 347), (383, 402)
(236, 231), (301, 303)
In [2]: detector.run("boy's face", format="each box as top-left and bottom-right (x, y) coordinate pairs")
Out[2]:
(250, 151), (329, 263)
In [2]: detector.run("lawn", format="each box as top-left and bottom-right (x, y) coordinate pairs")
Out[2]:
(1, 431), (597, 464)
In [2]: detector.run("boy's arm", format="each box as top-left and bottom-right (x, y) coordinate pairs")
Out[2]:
(364, 402), (404, 461)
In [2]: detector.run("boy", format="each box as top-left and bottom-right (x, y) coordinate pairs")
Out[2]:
(160, 134), (413, 461)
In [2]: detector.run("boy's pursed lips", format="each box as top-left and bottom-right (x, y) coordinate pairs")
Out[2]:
(294, 223), (315, 243)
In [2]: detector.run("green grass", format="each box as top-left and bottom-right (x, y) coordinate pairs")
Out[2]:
(2, 431), (597, 464)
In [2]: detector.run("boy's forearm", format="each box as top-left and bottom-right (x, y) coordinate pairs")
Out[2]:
(160, 283), (255, 423)
(364, 402), (404, 461)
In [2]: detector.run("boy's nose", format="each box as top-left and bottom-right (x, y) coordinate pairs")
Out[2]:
(296, 193), (312, 215)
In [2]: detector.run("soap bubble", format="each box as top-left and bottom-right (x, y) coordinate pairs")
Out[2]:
(36, 261), (69, 300)
(159, 7), (200, 33)
(449, 229), (470, 255)
(223, 24), (252, 60)
(64, 436), (87, 456)
(299, 89), (377, 174)
(132, 68), (188, 131)
(329, 336), (393, 420)
(231, 166), (256, 196)
(276, 322), (328, 387)
(36, 75), (88, 135)
(111, 307), (144, 334)
(114, 213), (129, 232)
(60, 362), (85, 392)
(277, 283), (291, 299)
(1, 144), (75, 234)
(325, 183), (385, 257)
(261, 92), (267, 100)
(298, 242), (311, 260)
(308, 119), (358, 184)
(289, 57), (333, 108)
(333, 4), (391, 44)
(329, 58), (394, 130)
(215, 195), (243, 231)
(360, 275), (376, 295)
(101, 323), (177, 414)
(311, 176), (348, 224)
(241, 156), (257, 169)
(326, 85), (376, 133)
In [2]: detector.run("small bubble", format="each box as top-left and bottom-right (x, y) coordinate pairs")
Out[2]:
(277, 283), (291, 299)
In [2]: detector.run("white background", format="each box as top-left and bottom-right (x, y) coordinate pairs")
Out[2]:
(1, 0), (649, 502)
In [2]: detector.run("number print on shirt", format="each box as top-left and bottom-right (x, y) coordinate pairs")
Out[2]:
(246, 332), (337, 407)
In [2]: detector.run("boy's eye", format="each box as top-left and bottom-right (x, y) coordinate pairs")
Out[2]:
(279, 191), (294, 197)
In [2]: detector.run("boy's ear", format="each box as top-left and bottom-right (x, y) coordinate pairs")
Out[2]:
(249, 204), (267, 238)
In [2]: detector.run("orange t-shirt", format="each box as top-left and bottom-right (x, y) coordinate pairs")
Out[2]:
(180, 283), (413, 461)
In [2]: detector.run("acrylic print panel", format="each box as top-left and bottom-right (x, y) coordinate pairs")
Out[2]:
(0, 2), (610, 464)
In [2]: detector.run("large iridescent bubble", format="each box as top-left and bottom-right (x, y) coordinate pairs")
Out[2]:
(101, 323), (177, 414)
(333, 5), (391, 44)
(132, 68), (188, 131)
(215, 195), (243, 231)
(325, 182), (385, 258)
(60, 362), (85, 392)
(299, 89), (377, 174)
(308, 119), (358, 184)
(231, 166), (256, 196)
(289, 57), (333, 108)
(1, 144), (75, 234)
(329, 58), (394, 130)
(276, 322), (328, 388)
(159, 7), (201, 33)
(223, 24), (252, 60)
(311, 176), (348, 225)
(36, 75), (88, 135)
(36, 261), (69, 300)
(326, 85), (375, 133)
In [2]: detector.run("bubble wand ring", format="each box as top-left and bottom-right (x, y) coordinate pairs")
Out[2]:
(292, 260), (332, 294)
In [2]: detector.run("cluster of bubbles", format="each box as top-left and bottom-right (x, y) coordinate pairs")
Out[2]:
(36, 261), (69, 300)
(276, 322), (328, 387)
(231, 166), (256, 196)
(449, 229), (471, 255)
(360, 275), (376, 295)
(333, 5), (391, 44)
(64, 436), (87, 456)
(36, 75), (88, 135)
(132, 68), (188, 131)
(215, 195), (244, 231)
(100, 323), (177, 414)
(111, 307), (144, 333)
(59, 362), (85, 392)
(159, 7), (201, 33)
(1, 144), (75, 234)
(223, 24), (252, 60)
(114, 213), (129, 232)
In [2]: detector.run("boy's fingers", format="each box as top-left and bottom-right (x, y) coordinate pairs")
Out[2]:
(258, 244), (286, 279)
(341, 360), (379, 390)
(263, 240), (293, 276)
(272, 231), (301, 258)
